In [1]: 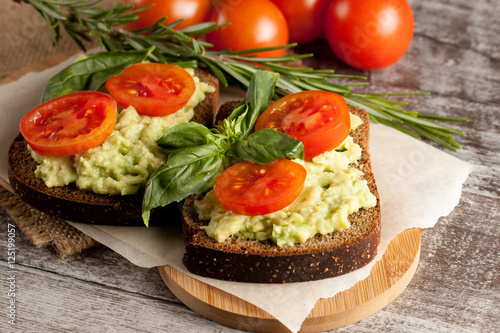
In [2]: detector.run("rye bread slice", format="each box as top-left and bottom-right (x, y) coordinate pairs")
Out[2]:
(7, 69), (219, 226)
(182, 104), (381, 283)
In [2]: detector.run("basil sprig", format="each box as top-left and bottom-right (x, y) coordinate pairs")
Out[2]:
(142, 71), (304, 225)
(41, 47), (154, 102)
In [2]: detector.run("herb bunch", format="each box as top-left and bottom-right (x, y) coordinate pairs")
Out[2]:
(20, 0), (467, 150)
(142, 71), (304, 225)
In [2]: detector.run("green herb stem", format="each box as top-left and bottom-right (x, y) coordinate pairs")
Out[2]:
(22, 0), (468, 150)
(142, 71), (303, 225)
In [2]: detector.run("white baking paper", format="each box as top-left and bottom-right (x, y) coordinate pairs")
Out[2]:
(0, 55), (473, 333)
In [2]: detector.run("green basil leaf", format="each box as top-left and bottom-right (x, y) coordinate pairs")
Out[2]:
(227, 71), (279, 138)
(42, 48), (153, 102)
(141, 70), (286, 225)
(156, 122), (211, 152)
(234, 128), (304, 164)
(142, 143), (223, 225)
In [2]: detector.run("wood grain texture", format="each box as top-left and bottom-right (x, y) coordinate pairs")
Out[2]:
(0, 261), (240, 333)
(0, 0), (499, 331)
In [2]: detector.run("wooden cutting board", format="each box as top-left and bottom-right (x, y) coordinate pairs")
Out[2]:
(2, 53), (421, 333)
(159, 228), (421, 332)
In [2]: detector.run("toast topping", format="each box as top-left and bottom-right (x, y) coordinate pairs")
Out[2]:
(28, 70), (215, 195)
(194, 113), (377, 247)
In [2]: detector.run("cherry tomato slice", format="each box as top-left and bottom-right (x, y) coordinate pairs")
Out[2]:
(106, 63), (196, 117)
(255, 91), (350, 160)
(20, 91), (117, 157)
(215, 159), (307, 216)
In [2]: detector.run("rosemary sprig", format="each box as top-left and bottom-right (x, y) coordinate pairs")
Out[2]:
(18, 0), (468, 150)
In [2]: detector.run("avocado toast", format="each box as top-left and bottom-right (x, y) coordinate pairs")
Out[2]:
(8, 68), (219, 226)
(181, 101), (380, 283)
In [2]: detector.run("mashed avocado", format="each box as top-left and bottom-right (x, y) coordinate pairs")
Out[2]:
(193, 113), (377, 247)
(30, 69), (215, 195)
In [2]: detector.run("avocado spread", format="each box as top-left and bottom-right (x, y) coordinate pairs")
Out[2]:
(29, 69), (215, 195)
(193, 113), (377, 247)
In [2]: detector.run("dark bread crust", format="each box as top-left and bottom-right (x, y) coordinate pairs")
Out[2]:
(190, 69), (220, 126)
(182, 104), (381, 283)
(7, 69), (219, 226)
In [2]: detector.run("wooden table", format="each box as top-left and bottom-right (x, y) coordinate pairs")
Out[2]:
(1, 0), (498, 332)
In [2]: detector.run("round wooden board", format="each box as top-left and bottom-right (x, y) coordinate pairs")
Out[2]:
(2, 53), (421, 332)
(159, 228), (421, 333)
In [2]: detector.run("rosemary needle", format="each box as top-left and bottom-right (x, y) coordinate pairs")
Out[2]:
(19, 0), (468, 150)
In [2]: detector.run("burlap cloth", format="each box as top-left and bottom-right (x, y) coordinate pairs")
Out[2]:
(0, 186), (99, 259)
(0, 1), (126, 258)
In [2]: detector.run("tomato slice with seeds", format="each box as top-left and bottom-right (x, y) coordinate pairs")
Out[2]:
(215, 159), (307, 216)
(106, 63), (196, 117)
(20, 91), (117, 157)
(255, 90), (350, 160)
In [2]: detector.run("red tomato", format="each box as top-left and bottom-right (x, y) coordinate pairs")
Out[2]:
(215, 160), (307, 216)
(255, 90), (350, 160)
(205, 0), (289, 58)
(272, 0), (331, 44)
(106, 63), (196, 117)
(124, 0), (211, 31)
(20, 91), (117, 157)
(325, 0), (414, 70)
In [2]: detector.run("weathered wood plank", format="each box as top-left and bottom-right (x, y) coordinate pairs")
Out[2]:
(0, 261), (242, 333)
(410, 0), (500, 59)
(372, 34), (500, 106)
(0, 207), (178, 305)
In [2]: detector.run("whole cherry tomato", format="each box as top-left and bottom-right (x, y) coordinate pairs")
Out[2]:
(106, 63), (196, 117)
(20, 92), (117, 157)
(272, 0), (331, 44)
(205, 0), (289, 58)
(255, 90), (350, 161)
(215, 159), (307, 216)
(124, 0), (211, 31)
(325, 0), (414, 70)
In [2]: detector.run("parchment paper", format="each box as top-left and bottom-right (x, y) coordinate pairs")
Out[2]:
(0, 55), (473, 333)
